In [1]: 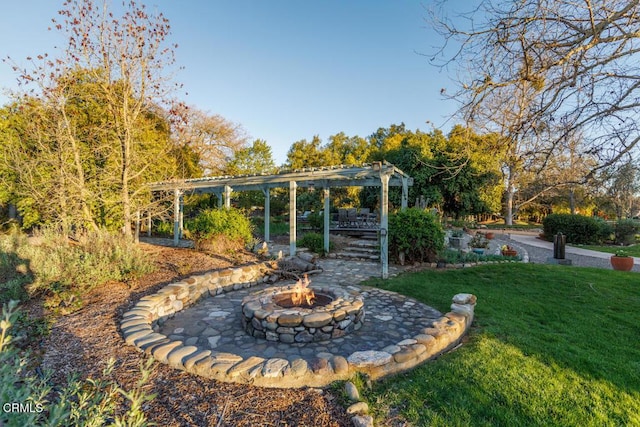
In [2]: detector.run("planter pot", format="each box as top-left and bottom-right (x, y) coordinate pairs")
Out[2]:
(485, 232), (495, 240)
(502, 250), (517, 257)
(472, 248), (485, 255)
(611, 255), (634, 271)
(449, 237), (463, 249)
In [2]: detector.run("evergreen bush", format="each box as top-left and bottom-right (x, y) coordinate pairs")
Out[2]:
(188, 208), (254, 247)
(614, 219), (640, 245)
(542, 214), (610, 244)
(389, 208), (444, 263)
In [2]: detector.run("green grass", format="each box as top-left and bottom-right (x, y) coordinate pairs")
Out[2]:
(570, 243), (640, 257)
(361, 264), (640, 426)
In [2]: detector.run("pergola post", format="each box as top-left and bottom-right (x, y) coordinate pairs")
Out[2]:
(289, 181), (297, 256)
(147, 211), (152, 237)
(217, 192), (223, 208)
(263, 187), (271, 242)
(173, 188), (181, 246)
(179, 195), (184, 238)
(380, 172), (391, 279)
(224, 185), (232, 209)
(323, 185), (330, 254)
(401, 176), (408, 210)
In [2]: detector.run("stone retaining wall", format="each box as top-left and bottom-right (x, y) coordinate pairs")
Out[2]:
(121, 262), (477, 388)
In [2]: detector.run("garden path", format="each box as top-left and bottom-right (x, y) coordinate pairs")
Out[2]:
(501, 231), (640, 272)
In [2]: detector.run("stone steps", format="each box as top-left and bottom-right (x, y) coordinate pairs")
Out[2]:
(334, 241), (380, 261)
(333, 251), (380, 261)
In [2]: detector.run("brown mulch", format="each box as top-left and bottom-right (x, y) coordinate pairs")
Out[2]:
(37, 242), (352, 427)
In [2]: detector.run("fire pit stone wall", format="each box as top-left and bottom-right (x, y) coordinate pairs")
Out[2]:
(121, 261), (478, 388)
(241, 284), (365, 343)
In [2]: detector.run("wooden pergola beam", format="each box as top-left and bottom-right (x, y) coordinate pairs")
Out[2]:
(151, 163), (413, 279)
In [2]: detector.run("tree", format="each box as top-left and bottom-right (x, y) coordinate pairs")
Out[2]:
(601, 161), (640, 219)
(225, 139), (276, 175)
(285, 135), (331, 169)
(324, 132), (370, 166)
(224, 139), (277, 209)
(5, 0), (186, 235)
(173, 105), (248, 176)
(431, 0), (640, 186)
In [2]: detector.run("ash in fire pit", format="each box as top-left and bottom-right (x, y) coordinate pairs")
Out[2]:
(241, 276), (365, 343)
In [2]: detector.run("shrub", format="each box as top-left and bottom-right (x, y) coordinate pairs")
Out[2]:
(438, 249), (516, 264)
(542, 214), (610, 244)
(188, 208), (253, 244)
(389, 208), (444, 263)
(154, 221), (174, 237)
(298, 232), (333, 254)
(614, 219), (640, 245)
(0, 301), (155, 426)
(308, 212), (325, 232)
(0, 227), (154, 311)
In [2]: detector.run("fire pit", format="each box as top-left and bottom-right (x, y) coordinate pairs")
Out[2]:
(241, 275), (365, 343)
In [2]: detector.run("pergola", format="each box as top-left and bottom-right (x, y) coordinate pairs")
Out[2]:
(148, 162), (413, 278)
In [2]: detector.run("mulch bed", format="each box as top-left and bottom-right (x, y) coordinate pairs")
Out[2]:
(36, 243), (352, 426)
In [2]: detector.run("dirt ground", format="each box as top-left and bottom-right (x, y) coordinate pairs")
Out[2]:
(37, 242), (353, 427)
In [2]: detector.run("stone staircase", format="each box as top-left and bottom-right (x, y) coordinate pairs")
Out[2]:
(333, 237), (380, 261)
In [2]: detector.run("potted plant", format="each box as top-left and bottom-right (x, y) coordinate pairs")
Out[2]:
(501, 244), (518, 257)
(469, 234), (489, 254)
(610, 249), (634, 271)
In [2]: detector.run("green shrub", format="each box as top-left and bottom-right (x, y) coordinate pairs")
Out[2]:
(0, 227), (154, 311)
(438, 249), (519, 264)
(154, 221), (174, 237)
(614, 219), (640, 245)
(298, 232), (333, 254)
(308, 212), (325, 232)
(389, 208), (445, 263)
(187, 208), (254, 246)
(542, 214), (610, 244)
(0, 301), (155, 426)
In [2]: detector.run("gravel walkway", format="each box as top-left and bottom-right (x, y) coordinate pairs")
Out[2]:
(493, 232), (640, 273)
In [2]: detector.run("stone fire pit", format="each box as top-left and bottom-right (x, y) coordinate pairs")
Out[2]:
(241, 283), (365, 343)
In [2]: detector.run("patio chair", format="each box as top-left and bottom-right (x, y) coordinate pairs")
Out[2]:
(338, 209), (348, 227)
(359, 208), (370, 227)
(347, 208), (358, 227)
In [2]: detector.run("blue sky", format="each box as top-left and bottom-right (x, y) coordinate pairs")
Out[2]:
(0, 1), (464, 165)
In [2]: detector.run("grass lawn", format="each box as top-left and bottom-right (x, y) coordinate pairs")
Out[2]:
(570, 243), (640, 257)
(361, 264), (640, 426)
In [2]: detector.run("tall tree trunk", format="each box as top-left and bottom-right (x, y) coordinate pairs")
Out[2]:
(505, 188), (514, 226)
(61, 108), (98, 230)
(121, 131), (132, 237)
(569, 187), (576, 215)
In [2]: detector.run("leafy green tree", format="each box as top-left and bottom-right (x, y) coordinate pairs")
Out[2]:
(2, 1), (194, 233)
(324, 132), (370, 166)
(225, 139), (276, 175)
(224, 139), (277, 209)
(285, 135), (331, 169)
